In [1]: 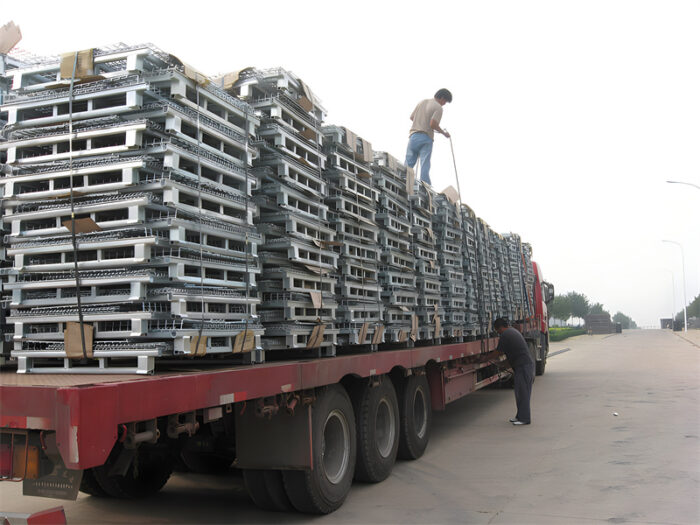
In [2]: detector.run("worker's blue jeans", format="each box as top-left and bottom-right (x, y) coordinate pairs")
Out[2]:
(405, 132), (433, 185)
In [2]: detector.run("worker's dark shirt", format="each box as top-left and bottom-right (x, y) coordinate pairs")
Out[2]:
(496, 327), (534, 369)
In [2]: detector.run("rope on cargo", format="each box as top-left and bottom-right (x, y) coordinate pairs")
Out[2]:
(67, 51), (89, 362)
(194, 80), (205, 355)
(311, 106), (325, 349)
(242, 102), (251, 350)
(448, 135), (465, 344)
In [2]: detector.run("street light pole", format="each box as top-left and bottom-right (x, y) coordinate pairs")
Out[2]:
(667, 180), (700, 190)
(662, 240), (688, 332)
(661, 269), (675, 329)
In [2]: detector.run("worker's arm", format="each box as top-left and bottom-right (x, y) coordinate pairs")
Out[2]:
(430, 118), (450, 138)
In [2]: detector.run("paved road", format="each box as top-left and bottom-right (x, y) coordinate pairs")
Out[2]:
(1, 329), (698, 524)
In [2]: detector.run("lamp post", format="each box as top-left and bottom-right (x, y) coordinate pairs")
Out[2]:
(661, 269), (675, 329)
(667, 180), (700, 190)
(662, 240), (687, 332)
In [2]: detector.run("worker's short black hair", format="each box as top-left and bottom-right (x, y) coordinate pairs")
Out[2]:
(494, 318), (509, 330)
(435, 88), (452, 103)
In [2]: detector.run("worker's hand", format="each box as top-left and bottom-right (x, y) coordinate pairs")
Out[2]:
(442, 130), (451, 138)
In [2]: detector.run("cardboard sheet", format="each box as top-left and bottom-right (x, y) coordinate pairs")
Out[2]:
(398, 330), (407, 343)
(406, 167), (416, 195)
(309, 291), (323, 309)
(411, 314), (418, 341)
(358, 322), (369, 344)
(191, 335), (208, 356)
(233, 330), (256, 353)
(0, 21), (22, 54)
(306, 324), (326, 349)
(371, 325), (385, 345)
(441, 185), (460, 205)
(64, 322), (93, 359)
(62, 218), (101, 234)
(300, 127), (317, 141)
(60, 49), (94, 79)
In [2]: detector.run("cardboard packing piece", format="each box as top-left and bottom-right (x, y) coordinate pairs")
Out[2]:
(296, 79), (314, 113)
(62, 218), (102, 234)
(300, 127), (317, 141)
(434, 314), (441, 338)
(167, 54), (209, 87)
(64, 322), (94, 359)
(371, 325), (385, 345)
(0, 21), (22, 54)
(213, 68), (254, 91)
(60, 49), (94, 79)
(191, 335), (208, 356)
(233, 330), (256, 353)
(406, 167), (416, 195)
(303, 264), (330, 276)
(386, 153), (399, 173)
(306, 324), (326, 349)
(441, 185), (460, 206)
(398, 330), (407, 343)
(309, 291), (323, 309)
(358, 322), (369, 344)
(410, 314), (418, 341)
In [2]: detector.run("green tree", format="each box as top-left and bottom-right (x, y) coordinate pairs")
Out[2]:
(567, 292), (590, 326)
(549, 295), (572, 323)
(589, 302), (609, 316)
(675, 294), (700, 323)
(613, 311), (637, 329)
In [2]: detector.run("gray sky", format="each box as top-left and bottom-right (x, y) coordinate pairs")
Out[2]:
(4, 0), (699, 327)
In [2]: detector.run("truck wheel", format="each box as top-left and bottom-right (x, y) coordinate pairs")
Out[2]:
(351, 377), (399, 483)
(180, 449), (234, 474)
(243, 469), (295, 512)
(282, 385), (356, 514)
(536, 339), (548, 376)
(535, 358), (546, 376)
(397, 373), (432, 460)
(93, 445), (173, 499)
(243, 469), (276, 511)
(79, 468), (108, 497)
(264, 470), (295, 511)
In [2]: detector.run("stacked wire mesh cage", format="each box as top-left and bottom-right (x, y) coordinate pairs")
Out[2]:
(0, 45), (264, 373)
(0, 44), (542, 374)
(322, 126), (383, 348)
(373, 151), (417, 345)
(233, 68), (339, 356)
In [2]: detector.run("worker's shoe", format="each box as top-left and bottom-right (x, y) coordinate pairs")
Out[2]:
(509, 418), (519, 423)
(512, 420), (530, 425)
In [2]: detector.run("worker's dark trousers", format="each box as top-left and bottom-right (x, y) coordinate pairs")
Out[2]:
(513, 363), (535, 423)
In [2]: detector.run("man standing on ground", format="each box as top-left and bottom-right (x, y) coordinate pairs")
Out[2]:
(405, 89), (452, 185)
(494, 318), (535, 425)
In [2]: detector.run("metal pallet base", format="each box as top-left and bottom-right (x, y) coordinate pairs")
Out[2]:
(15, 355), (156, 374)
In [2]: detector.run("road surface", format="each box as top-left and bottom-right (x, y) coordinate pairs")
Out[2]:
(1, 329), (698, 524)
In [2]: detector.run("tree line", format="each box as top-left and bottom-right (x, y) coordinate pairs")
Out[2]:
(548, 291), (638, 329)
(674, 294), (700, 323)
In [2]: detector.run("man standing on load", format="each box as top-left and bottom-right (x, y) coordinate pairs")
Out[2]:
(405, 88), (452, 185)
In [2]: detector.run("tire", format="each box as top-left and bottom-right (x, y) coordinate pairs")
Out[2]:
(397, 373), (432, 460)
(536, 338), (548, 376)
(243, 469), (277, 511)
(264, 470), (295, 512)
(79, 468), (108, 497)
(351, 378), (399, 483)
(93, 444), (173, 499)
(535, 358), (546, 376)
(282, 385), (356, 514)
(179, 449), (234, 474)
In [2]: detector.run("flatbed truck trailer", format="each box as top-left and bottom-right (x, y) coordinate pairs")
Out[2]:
(0, 266), (552, 515)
